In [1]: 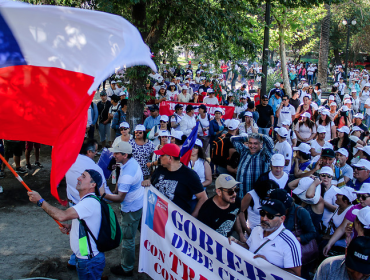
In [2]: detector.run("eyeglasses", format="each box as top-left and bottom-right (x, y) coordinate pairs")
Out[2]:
(259, 210), (282, 220)
(354, 167), (367, 171)
(320, 174), (332, 178)
(357, 194), (370, 201)
(120, 127), (129, 131)
(135, 131), (143, 134)
(221, 187), (240, 196)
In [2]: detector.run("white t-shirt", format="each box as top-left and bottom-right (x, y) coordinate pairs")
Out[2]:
(330, 206), (352, 234)
(203, 96), (219, 105)
(277, 104), (296, 127)
(71, 193), (102, 259)
(274, 140), (292, 173)
(322, 186), (340, 227)
(112, 135), (133, 147)
(295, 123), (317, 143)
(365, 97), (370, 115)
(247, 224), (302, 268)
(197, 114), (211, 136)
(316, 121), (335, 142)
(268, 171), (289, 189)
(310, 140), (333, 163)
(307, 67), (315, 76)
(286, 130), (297, 146)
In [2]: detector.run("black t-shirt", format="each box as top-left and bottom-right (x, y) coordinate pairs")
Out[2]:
(218, 133), (234, 168)
(151, 164), (204, 214)
(289, 98), (300, 111)
(97, 100), (112, 123)
(256, 104), (274, 128)
(198, 196), (241, 237)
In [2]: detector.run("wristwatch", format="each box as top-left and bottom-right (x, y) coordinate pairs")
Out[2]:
(37, 198), (45, 207)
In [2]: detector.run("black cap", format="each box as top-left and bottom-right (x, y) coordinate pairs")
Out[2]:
(174, 104), (183, 110)
(322, 148), (335, 158)
(111, 94), (120, 102)
(99, 90), (107, 96)
(269, 189), (293, 210)
(241, 84), (246, 88)
(262, 95), (269, 100)
(259, 199), (286, 216)
(199, 104), (207, 111)
(150, 105), (159, 111)
(345, 236), (370, 274)
(85, 169), (103, 190)
(186, 104), (198, 112)
(315, 83), (321, 87)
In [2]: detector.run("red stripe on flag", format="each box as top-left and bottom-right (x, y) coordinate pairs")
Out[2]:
(180, 149), (193, 166)
(152, 197), (168, 238)
(0, 65), (95, 204)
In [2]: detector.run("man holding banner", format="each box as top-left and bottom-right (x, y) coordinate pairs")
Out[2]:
(230, 198), (302, 276)
(143, 143), (207, 217)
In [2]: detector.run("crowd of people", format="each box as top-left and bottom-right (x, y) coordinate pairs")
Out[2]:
(2, 60), (370, 280)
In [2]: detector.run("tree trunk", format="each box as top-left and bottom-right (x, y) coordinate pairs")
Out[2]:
(278, 23), (291, 97)
(317, 3), (330, 90)
(334, 49), (341, 65)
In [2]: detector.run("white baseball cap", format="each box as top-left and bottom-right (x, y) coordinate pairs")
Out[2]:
(158, 77), (163, 82)
(351, 88), (357, 93)
(271, 154), (285, 167)
(336, 148), (349, 158)
(182, 85), (189, 90)
(354, 113), (364, 119)
(303, 83), (309, 88)
(169, 82), (175, 86)
(321, 110), (330, 116)
(134, 124), (146, 131)
(207, 88), (214, 93)
(349, 135), (360, 143)
(336, 186), (357, 203)
(195, 139), (203, 147)
(301, 112), (311, 118)
(293, 143), (311, 154)
(274, 127), (288, 137)
(293, 177), (321, 204)
(352, 206), (370, 229)
(119, 122), (130, 128)
(352, 126), (364, 133)
(329, 95), (335, 101)
(344, 99), (352, 104)
(344, 94), (350, 99)
(358, 146), (370, 156)
(160, 115), (169, 122)
(330, 102), (337, 107)
(320, 166), (334, 176)
(108, 141), (132, 154)
(170, 130), (183, 140)
(244, 111), (253, 118)
(214, 108), (224, 115)
(281, 120), (291, 126)
(337, 126), (350, 134)
(317, 125), (327, 134)
(158, 130), (170, 137)
(353, 159), (370, 171)
(341, 105), (349, 112)
(274, 82), (280, 87)
(227, 119), (240, 130)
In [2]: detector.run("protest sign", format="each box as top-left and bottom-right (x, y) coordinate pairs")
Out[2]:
(159, 101), (235, 119)
(139, 186), (301, 280)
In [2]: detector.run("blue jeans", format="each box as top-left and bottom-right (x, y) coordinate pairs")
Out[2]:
(258, 127), (270, 135)
(308, 75), (313, 85)
(217, 165), (229, 175)
(76, 252), (105, 280)
(98, 123), (111, 142)
(366, 114), (370, 129)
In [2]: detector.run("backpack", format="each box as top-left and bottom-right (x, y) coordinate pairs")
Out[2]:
(79, 194), (122, 258)
(211, 134), (228, 166)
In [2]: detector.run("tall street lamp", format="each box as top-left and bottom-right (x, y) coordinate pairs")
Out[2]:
(342, 18), (356, 82)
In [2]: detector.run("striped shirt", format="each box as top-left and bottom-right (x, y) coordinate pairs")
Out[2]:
(247, 224), (302, 268)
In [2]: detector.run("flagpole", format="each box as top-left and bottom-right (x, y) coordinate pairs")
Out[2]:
(0, 153), (65, 230)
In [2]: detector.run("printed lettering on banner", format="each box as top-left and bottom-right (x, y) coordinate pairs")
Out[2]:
(138, 186), (302, 280)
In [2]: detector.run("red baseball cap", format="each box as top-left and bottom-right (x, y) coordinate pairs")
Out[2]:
(154, 144), (180, 157)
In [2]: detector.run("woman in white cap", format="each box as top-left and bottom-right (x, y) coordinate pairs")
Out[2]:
(295, 112), (317, 144)
(329, 126), (354, 157)
(177, 86), (191, 103)
(316, 110), (336, 141)
(350, 88), (360, 113)
(310, 125), (334, 159)
(112, 122), (132, 147)
(359, 83), (370, 113)
(148, 130), (171, 171)
(155, 85), (168, 104)
(320, 187), (356, 254)
(129, 124), (155, 178)
(188, 139), (212, 211)
(148, 115), (170, 146)
(345, 206), (370, 247)
(166, 82), (178, 101)
(238, 111), (258, 135)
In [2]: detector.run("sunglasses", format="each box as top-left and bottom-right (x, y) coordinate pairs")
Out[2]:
(259, 210), (282, 220)
(357, 194), (370, 201)
(262, 99), (268, 101)
(320, 174), (332, 179)
(221, 187), (240, 196)
(354, 167), (367, 171)
(120, 127), (129, 131)
(282, 99), (288, 101)
(135, 131), (144, 134)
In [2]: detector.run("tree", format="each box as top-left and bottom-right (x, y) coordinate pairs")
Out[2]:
(317, 4), (331, 90)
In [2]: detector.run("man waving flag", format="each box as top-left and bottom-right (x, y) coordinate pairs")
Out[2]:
(0, 0), (156, 203)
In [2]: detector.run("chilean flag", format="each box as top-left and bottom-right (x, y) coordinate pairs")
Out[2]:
(145, 190), (168, 238)
(180, 122), (199, 166)
(0, 0), (156, 203)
